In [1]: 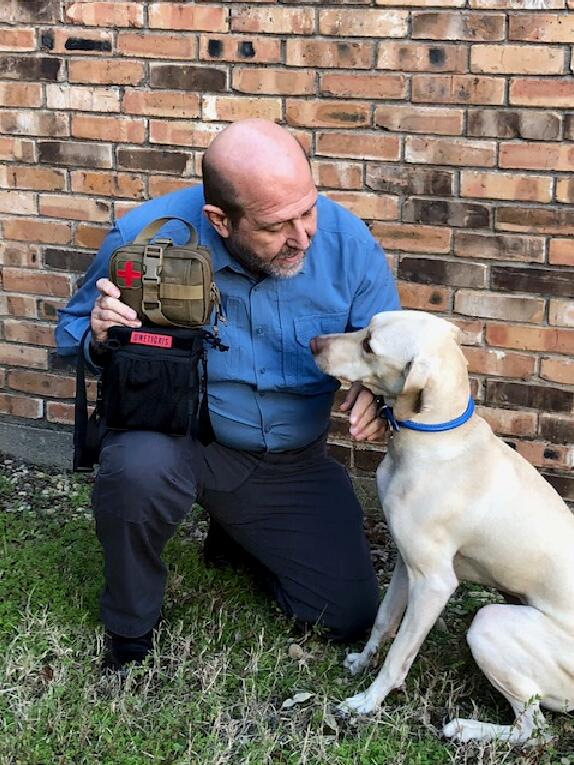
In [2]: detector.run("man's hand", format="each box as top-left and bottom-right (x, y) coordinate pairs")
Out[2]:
(340, 381), (387, 442)
(91, 277), (142, 345)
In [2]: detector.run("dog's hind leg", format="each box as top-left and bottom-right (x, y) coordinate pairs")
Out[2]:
(344, 552), (408, 676)
(444, 603), (574, 745)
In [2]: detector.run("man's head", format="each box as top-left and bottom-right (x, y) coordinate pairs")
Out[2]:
(202, 119), (318, 278)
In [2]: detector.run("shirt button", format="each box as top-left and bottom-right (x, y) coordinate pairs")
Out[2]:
(259, 368), (266, 375)
(256, 327), (264, 335)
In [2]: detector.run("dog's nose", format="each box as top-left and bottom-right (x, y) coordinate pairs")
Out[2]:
(310, 335), (326, 355)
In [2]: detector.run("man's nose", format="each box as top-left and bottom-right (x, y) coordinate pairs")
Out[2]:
(310, 335), (327, 355)
(287, 218), (310, 249)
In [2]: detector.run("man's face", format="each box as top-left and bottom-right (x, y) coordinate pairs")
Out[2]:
(226, 181), (318, 279)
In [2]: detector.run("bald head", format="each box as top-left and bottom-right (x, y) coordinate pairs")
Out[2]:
(202, 119), (313, 223)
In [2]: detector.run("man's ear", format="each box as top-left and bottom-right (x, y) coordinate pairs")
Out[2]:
(203, 204), (230, 239)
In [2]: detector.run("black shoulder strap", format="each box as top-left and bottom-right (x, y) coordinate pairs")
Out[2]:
(73, 327), (92, 471)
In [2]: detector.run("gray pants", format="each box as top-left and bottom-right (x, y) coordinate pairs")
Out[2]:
(93, 430), (379, 641)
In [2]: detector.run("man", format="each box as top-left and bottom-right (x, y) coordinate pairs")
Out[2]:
(57, 119), (401, 670)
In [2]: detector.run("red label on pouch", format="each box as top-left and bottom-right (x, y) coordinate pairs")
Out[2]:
(130, 331), (173, 348)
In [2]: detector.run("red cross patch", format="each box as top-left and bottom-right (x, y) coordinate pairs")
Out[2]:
(117, 261), (142, 288)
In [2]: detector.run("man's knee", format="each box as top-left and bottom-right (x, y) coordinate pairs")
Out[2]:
(94, 431), (197, 525)
(323, 579), (380, 642)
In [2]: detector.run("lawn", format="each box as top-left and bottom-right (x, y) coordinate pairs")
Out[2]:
(0, 456), (572, 765)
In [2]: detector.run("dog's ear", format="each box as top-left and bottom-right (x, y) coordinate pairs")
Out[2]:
(447, 322), (462, 346)
(396, 355), (432, 416)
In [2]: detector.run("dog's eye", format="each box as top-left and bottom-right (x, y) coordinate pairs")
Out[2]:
(362, 336), (373, 354)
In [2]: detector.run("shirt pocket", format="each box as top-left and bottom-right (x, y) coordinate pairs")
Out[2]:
(207, 295), (243, 381)
(292, 312), (348, 387)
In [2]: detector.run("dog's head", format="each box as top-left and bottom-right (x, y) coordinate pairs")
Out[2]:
(311, 310), (467, 416)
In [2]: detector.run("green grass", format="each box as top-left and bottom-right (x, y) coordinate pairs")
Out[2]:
(1, 458), (573, 765)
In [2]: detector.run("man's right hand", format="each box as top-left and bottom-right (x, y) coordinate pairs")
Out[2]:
(91, 277), (142, 345)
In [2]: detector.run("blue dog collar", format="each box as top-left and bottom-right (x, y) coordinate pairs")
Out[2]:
(378, 395), (475, 433)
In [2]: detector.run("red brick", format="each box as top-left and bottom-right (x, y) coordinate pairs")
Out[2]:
(45, 27), (113, 55)
(406, 136), (496, 167)
(0, 28), (36, 51)
(7, 370), (75, 398)
(556, 178), (574, 203)
(496, 207), (574, 235)
(46, 84), (120, 112)
(311, 161), (363, 190)
(114, 201), (139, 219)
(66, 2), (144, 28)
(467, 109), (562, 141)
(398, 282), (450, 311)
(412, 12), (505, 41)
(320, 73), (406, 99)
(149, 177), (197, 198)
(500, 142), (574, 172)
(316, 132), (401, 161)
(412, 75), (505, 105)
(549, 238), (574, 266)
(455, 232), (545, 263)
(463, 347), (535, 378)
(460, 171), (552, 203)
(541, 357), (574, 385)
(472, 0), (563, 6)
(286, 40), (373, 70)
(451, 318), (484, 345)
(233, 68), (316, 96)
(378, 42), (467, 72)
(325, 192), (399, 221)
(199, 35), (281, 64)
(123, 89), (200, 119)
(510, 78), (574, 107)
(0, 294), (37, 318)
(202, 95), (281, 123)
(549, 299), (574, 328)
(2, 268), (72, 298)
(0, 190), (36, 215)
(378, 0), (464, 5)
(0, 342), (48, 370)
(2, 218), (71, 245)
(371, 223), (452, 253)
(0, 164), (66, 191)
(0, 242), (40, 268)
(540, 413), (574, 445)
(510, 14), (574, 43)
(0, 82), (42, 108)
(517, 441), (573, 472)
(0, 137), (35, 162)
(455, 290), (544, 322)
(3, 320), (56, 347)
(71, 114), (145, 143)
(149, 3), (227, 32)
(118, 31), (197, 59)
(70, 171), (145, 200)
(376, 104), (463, 135)
(39, 194), (111, 223)
(75, 224), (107, 250)
(486, 323), (574, 354)
(286, 99), (371, 128)
(318, 9), (407, 37)
(69, 58), (144, 86)
(0, 393), (43, 419)
(46, 401), (75, 425)
(476, 405), (537, 437)
(231, 7), (314, 35)
(472, 44), (565, 75)
(0, 110), (68, 137)
(150, 121), (223, 149)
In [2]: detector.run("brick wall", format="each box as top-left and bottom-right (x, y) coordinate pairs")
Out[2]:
(0, 0), (572, 501)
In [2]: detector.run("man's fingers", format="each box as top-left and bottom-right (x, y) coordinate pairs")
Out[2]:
(339, 381), (363, 413)
(349, 389), (374, 426)
(96, 277), (121, 300)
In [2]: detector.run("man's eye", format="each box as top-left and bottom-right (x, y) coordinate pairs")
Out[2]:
(362, 337), (373, 354)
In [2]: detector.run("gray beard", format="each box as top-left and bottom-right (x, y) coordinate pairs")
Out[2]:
(225, 235), (306, 279)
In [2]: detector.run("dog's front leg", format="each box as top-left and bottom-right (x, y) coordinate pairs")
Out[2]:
(344, 552), (408, 676)
(341, 567), (457, 715)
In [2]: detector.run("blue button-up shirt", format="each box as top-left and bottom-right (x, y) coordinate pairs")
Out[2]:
(57, 185), (400, 451)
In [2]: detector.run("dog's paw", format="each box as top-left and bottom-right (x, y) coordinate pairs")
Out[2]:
(338, 690), (380, 716)
(343, 651), (370, 676)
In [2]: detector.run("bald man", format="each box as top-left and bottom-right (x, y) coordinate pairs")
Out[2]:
(57, 119), (400, 671)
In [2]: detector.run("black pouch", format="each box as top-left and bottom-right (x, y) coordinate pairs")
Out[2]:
(73, 326), (224, 472)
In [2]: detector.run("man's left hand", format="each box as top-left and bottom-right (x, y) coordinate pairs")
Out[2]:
(339, 381), (387, 442)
